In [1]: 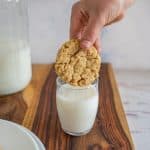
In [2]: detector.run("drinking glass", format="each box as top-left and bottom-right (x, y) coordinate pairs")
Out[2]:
(56, 77), (99, 136)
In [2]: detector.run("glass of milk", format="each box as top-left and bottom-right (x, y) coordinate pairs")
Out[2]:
(56, 77), (99, 136)
(0, 0), (32, 95)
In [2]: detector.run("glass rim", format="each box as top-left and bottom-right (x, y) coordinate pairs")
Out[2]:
(56, 77), (98, 90)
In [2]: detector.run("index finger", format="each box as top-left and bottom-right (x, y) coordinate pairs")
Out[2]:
(70, 2), (84, 39)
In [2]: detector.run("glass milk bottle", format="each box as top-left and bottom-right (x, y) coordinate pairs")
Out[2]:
(0, 0), (32, 95)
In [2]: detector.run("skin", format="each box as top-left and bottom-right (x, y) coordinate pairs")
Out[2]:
(70, 0), (134, 51)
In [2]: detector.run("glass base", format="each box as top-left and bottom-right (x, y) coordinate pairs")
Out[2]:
(63, 129), (91, 136)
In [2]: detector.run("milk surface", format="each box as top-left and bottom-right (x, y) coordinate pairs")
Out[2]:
(0, 41), (32, 95)
(56, 84), (98, 133)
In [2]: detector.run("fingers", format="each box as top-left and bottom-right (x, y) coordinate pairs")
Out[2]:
(70, 2), (84, 39)
(105, 12), (124, 26)
(70, 2), (104, 51)
(94, 36), (101, 52)
(80, 14), (104, 49)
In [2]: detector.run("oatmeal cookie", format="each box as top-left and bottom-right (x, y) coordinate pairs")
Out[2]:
(55, 39), (101, 86)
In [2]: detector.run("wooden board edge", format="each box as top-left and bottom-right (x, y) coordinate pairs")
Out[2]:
(107, 63), (135, 150)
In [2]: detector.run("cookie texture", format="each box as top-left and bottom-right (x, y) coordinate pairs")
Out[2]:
(55, 39), (101, 86)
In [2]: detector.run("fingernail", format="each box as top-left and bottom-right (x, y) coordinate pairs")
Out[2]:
(80, 40), (91, 49)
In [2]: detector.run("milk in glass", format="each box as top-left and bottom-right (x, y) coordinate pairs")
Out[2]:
(56, 78), (99, 136)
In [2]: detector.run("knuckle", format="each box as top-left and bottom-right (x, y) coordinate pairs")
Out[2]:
(72, 2), (80, 11)
(84, 34), (95, 43)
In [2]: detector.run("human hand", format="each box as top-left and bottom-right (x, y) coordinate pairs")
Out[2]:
(70, 0), (133, 51)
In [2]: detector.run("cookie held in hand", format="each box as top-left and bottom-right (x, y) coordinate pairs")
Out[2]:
(55, 39), (101, 86)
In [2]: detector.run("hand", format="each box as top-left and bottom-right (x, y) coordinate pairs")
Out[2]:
(70, 0), (133, 51)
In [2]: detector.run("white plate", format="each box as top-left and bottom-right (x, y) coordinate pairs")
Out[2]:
(18, 126), (45, 150)
(0, 119), (39, 150)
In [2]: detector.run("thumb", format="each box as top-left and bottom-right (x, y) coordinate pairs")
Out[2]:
(80, 15), (103, 49)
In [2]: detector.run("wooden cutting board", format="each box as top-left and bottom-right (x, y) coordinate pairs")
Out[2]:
(0, 63), (134, 150)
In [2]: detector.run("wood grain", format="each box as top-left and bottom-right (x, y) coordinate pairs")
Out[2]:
(22, 65), (51, 129)
(0, 93), (27, 124)
(0, 64), (134, 150)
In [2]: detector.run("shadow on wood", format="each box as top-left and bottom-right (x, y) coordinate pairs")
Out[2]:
(0, 93), (27, 124)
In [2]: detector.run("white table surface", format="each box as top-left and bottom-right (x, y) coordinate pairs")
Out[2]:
(116, 70), (150, 150)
